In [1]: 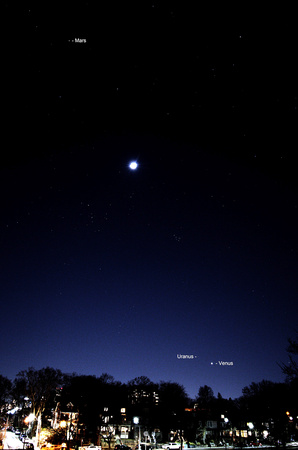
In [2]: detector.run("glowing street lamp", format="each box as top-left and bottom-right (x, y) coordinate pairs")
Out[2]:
(24, 413), (35, 425)
(133, 417), (141, 450)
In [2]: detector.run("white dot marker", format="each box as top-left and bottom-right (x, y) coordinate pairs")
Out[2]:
(129, 161), (138, 170)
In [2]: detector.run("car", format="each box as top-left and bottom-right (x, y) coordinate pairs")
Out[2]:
(42, 445), (76, 450)
(162, 444), (183, 450)
(41, 445), (69, 450)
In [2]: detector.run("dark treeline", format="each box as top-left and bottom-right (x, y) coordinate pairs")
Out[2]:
(1, 368), (298, 446)
(0, 336), (297, 446)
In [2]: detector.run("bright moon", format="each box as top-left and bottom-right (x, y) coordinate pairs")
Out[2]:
(129, 161), (138, 170)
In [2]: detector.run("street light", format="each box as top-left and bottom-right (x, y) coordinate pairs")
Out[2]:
(24, 413), (35, 444)
(24, 414), (35, 425)
(133, 417), (141, 450)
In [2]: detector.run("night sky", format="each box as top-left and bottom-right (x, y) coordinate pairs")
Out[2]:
(2, 3), (298, 400)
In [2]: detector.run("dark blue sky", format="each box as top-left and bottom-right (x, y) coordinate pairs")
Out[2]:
(2, 3), (298, 400)
(1, 134), (297, 400)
